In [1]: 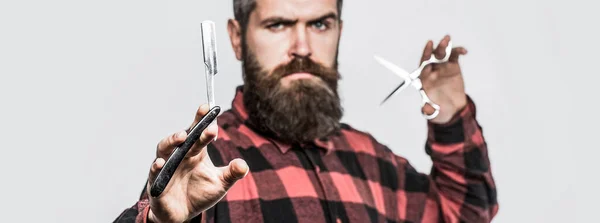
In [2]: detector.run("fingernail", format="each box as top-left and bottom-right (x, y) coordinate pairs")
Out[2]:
(178, 131), (186, 138)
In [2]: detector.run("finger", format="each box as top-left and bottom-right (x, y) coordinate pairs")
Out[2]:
(188, 104), (211, 132)
(419, 40), (434, 65)
(420, 40), (434, 74)
(186, 123), (219, 158)
(220, 158), (249, 190)
(433, 35), (451, 60)
(148, 157), (166, 185)
(156, 131), (188, 159)
(422, 104), (436, 116)
(449, 47), (468, 62)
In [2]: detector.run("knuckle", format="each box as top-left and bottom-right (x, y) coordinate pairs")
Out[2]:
(157, 137), (168, 151)
(198, 104), (208, 114)
(169, 132), (180, 144)
(220, 174), (233, 188)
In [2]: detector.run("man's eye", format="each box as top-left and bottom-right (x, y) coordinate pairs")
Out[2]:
(312, 21), (328, 30)
(268, 23), (284, 30)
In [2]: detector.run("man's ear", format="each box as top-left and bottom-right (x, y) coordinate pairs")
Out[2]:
(227, 19), (243, 61)
(337, 19), (343, 45)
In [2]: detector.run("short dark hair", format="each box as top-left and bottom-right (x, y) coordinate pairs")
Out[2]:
(233, 0), (343, 33)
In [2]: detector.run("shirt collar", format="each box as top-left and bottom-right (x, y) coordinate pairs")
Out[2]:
(230, 85), (337, 154)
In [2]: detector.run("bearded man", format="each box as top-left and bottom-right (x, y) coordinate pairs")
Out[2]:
(114, 0), (498, 222)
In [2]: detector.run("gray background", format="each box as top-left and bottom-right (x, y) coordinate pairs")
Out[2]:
(0, 0), (596, 222)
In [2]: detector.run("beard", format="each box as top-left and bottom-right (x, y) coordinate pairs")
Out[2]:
(241, 47), (343, 145)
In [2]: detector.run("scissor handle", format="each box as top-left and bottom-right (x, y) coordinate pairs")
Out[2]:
(418, 90), (440, 120)
(428, 41), (453, 63)
(411, 41), (453, 80)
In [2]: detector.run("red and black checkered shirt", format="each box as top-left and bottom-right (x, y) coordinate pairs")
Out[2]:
(114, 86), (498, 223)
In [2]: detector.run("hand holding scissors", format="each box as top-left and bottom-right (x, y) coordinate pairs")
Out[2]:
(375, 35), (469, 122)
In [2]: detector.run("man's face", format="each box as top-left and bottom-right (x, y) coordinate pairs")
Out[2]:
(232, 0), (344, 144)
(244, 0), (341, 87)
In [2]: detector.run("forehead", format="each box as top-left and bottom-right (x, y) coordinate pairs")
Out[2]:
(254, 0), (338, 19)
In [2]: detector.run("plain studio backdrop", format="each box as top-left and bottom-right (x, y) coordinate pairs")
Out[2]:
(0, 0), (596, 222)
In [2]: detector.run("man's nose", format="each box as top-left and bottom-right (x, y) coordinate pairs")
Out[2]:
(290, 26), (312, 58)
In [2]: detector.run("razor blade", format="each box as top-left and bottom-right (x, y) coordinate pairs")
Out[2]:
(201, 21), (218, 109)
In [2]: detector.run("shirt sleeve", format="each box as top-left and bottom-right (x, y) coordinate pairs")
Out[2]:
(112, 198), (151, 223)
(422, 95), (499, 222)
(112, 181), (151, 223)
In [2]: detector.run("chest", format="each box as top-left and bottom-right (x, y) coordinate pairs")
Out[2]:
(207, 147), (401, 223)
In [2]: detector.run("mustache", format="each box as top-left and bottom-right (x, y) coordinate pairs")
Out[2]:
(269, 57), (340, 82)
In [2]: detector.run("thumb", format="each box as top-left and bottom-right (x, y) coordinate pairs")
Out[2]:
(220, 158), (249, 190)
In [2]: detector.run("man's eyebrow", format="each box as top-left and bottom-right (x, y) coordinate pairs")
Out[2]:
(308, 12), (338, 23)
(260, 12), (339, 26)
(260, 16), (298, 26)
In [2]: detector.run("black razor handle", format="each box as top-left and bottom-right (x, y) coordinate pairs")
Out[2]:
(150, 106), (221, 197)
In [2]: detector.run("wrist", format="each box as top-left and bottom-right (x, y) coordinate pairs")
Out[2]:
(428, 95), (475, 126)
(429, 94), (468, 124)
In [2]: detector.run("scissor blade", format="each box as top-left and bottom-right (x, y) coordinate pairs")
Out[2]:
(201, 21), (218, 75)
(380, 81), (409, 105)
(373, 55), (411, 80)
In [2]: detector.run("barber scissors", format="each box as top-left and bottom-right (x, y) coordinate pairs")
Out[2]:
(373, 41), (452, 120)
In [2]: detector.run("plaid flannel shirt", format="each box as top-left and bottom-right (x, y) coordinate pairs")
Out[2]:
(114, 86), (498, 223)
